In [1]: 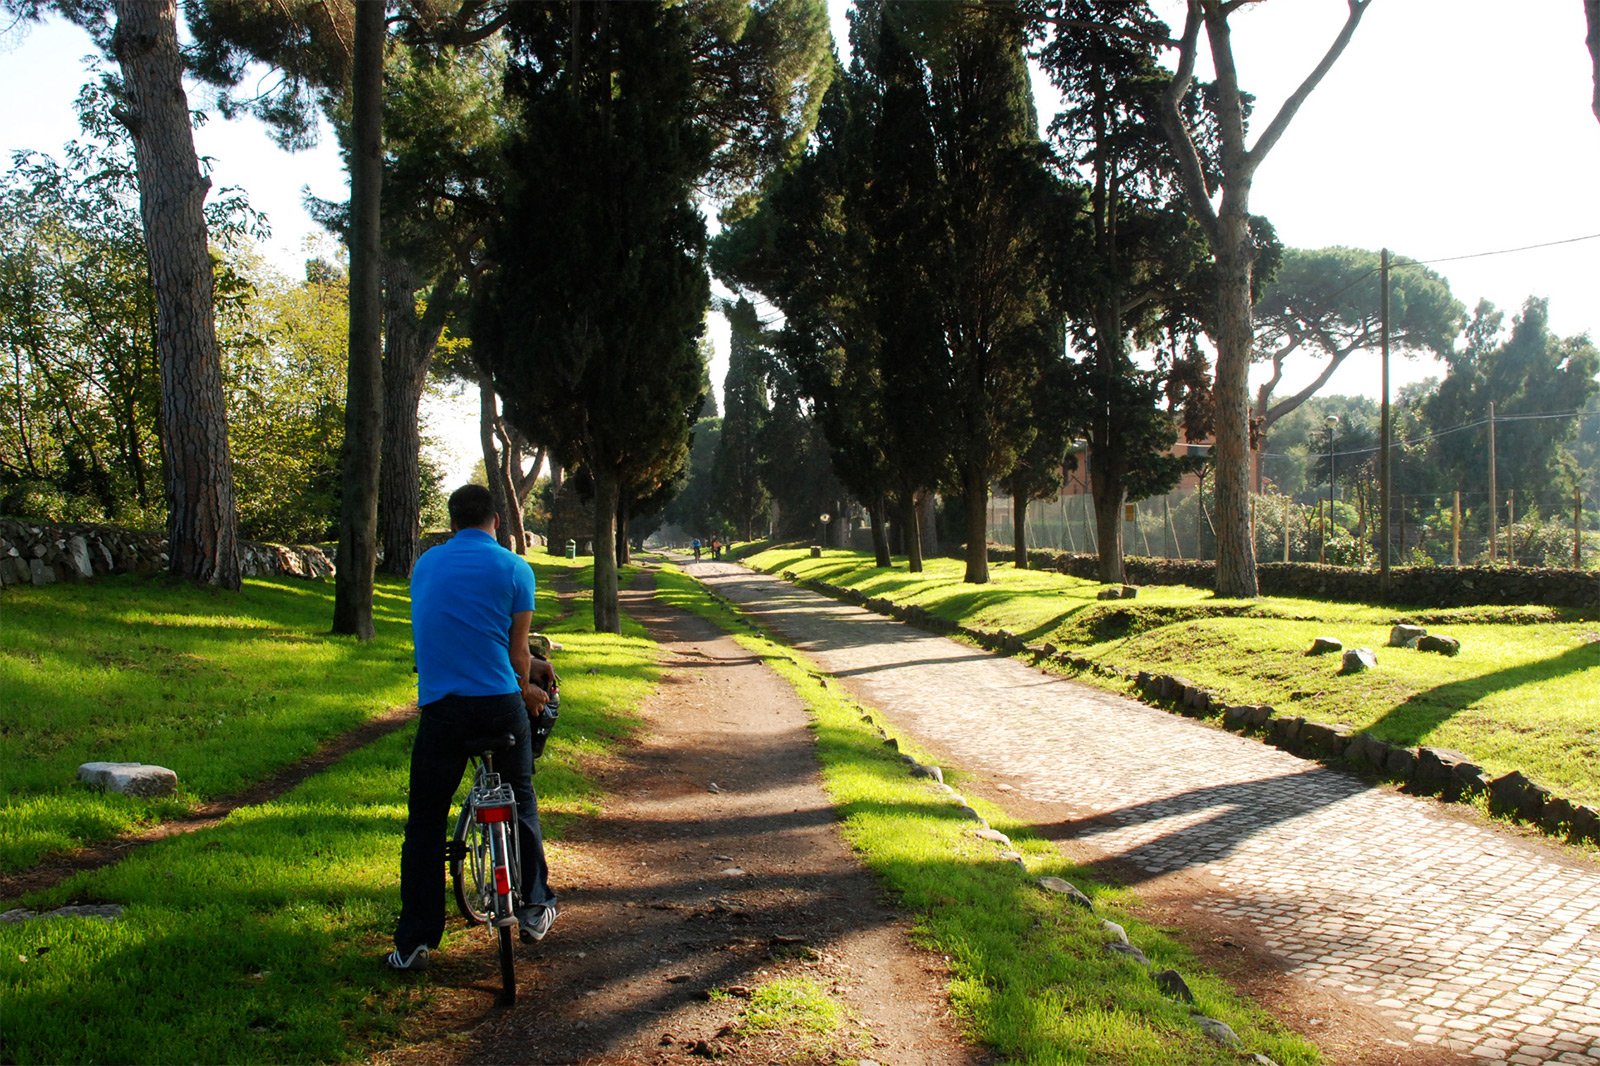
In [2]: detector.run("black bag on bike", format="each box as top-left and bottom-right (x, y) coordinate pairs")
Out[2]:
(528, 687), (559, 759)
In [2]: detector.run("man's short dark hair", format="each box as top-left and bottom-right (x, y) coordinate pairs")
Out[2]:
(448, 485), (496, 530)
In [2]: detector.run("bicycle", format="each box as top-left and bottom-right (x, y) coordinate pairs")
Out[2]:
(448, 732), (525, 1004)
(446, 654), (559, 1006)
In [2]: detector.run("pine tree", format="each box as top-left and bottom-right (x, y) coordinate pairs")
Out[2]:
(712, 300), (772, 541)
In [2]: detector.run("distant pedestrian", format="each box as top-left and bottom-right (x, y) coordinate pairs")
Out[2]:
(710, 536), (722, 561)
(692, 537), (702, 562)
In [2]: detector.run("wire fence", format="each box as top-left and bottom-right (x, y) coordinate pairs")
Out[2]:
(987, 484), (1600, 570)
(988, 402), (1600, 570)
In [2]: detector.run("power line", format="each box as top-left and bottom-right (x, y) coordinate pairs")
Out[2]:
(1400, 231), (1600, 267)
(1259, 407), (1595, 460)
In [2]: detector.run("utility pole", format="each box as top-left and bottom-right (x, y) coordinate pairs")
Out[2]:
(1487, 401), (1498, 563)
(1452, 490), (1461, 566)
(1379, 248), (1391, 593)
(1576, 487), (1584, 569)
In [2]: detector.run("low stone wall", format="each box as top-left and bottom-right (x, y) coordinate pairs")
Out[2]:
(784, 568), (1600, 848)
(1129, 669), (1600, 847)
(0, 518), (333, 588)
(993, 546), (1600, 609)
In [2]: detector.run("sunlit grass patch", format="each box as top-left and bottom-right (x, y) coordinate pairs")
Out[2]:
(654, 566), (1320, 1065)
(0, 567), (662, 1063)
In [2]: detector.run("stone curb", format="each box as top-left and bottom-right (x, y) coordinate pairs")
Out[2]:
(786, 572), (1600, 850)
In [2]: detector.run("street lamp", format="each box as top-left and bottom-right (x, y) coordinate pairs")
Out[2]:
(1323, 415), (1338, 564)
(818, 512), (831, 549)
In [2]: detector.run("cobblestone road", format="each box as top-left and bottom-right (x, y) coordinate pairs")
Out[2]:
(689, 561), (1600, 1066)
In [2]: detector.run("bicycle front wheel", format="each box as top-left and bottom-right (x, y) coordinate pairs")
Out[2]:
(450, 801), (493, 925)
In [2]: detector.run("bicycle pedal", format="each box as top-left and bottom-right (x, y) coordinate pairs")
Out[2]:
(494, 915), (518, 929)
(444, 841), (466, 863)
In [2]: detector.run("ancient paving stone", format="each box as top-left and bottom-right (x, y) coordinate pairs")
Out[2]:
(694, 563), (1600, 1066)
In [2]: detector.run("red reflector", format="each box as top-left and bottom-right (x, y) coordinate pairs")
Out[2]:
(477, 804), (512, 824)
(495, 867), (512, 894)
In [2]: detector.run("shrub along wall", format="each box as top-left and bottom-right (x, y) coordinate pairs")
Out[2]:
(995, 546), (1600, 610)
(0, 517), (333, 588)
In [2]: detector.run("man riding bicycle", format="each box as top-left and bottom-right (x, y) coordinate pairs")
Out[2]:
(387, 485), (558, 971)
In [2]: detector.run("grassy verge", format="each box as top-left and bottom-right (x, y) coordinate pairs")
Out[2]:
(0, 561), (660, 1063)
(0, 552), (592, 873)
(653, 565), (1319, 1065)
(738, 546), (1600, 807)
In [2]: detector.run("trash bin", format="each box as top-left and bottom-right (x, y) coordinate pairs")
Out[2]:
(565, 539), (576, 559)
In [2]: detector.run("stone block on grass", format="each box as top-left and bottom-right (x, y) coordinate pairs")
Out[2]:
(1383, 746), (1417, 780)
(1037, 876), (1093, 909)
(1540, 796), (1575, 834)
(1388, 624), (1427, 648)
(1105, 942), (1149, 966)
(1268, 715), (1305, 748)
(1488, 770), (1549, 822)
(1222, 705), (1255, 731)
(1570, 805), (1600, 844)
(77, 761), (178, 798)
(1413, 748), (1473, 797)
(1339, 648), (1378, 674)
(1418, 634), (1461, 656)
(1300, 721), (1353, 758)
(1306, 636), (1343, 655)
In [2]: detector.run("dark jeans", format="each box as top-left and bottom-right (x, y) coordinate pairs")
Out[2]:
(394, 692), (556, 953)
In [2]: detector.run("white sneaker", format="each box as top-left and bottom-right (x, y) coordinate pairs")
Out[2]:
(384, 944), (430, 971)
(518, 904), (557, 943)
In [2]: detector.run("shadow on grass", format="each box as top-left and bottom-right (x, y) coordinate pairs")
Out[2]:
(1367, 641), (1600, 747)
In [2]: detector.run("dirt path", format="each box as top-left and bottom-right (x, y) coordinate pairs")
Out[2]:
(378, 575), (979, 1066)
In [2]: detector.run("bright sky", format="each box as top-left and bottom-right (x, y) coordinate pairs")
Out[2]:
(3, 2), (1597, 482)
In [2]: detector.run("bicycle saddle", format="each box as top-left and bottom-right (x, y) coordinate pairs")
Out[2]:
(462, 732), (519, 756)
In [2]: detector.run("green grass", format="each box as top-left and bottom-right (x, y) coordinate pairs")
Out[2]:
(742, 547), (1600, 807)
(0, 553), (602, 872)
(735, 975), (850, 1042)
(653, 566), (1320, 1065)
(0, 559), (661, 1063)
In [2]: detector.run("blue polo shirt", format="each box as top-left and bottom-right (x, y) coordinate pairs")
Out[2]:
(410, 529), (536, 707)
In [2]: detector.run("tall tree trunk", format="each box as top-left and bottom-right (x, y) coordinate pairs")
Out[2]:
(1012, 493), (1028, 570)
(919, 492), (938, 558)
(962, 466), (990, 584)
(377, 261), (452, 577)
(902, 492), (924, 573)
(1211, 212), (1260, 596)
(331, 0), (384, 637)
(494, 418), (527, 553)
(549, 460), (563, 495)
(616, 494), (630, 567)
(591, 466), (621, 634)
(478, 372), (514, 549)
(112, 0), (239, 590)
(1587, 0), (1600, 123)
(868, 496), (891, 568)
(1091, 469), (1127, 585)
(1152, 0), (1368, 598)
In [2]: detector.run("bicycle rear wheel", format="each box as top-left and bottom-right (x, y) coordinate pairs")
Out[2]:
(450, 802), (493, 924)
(497, 924), (516, 1005)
